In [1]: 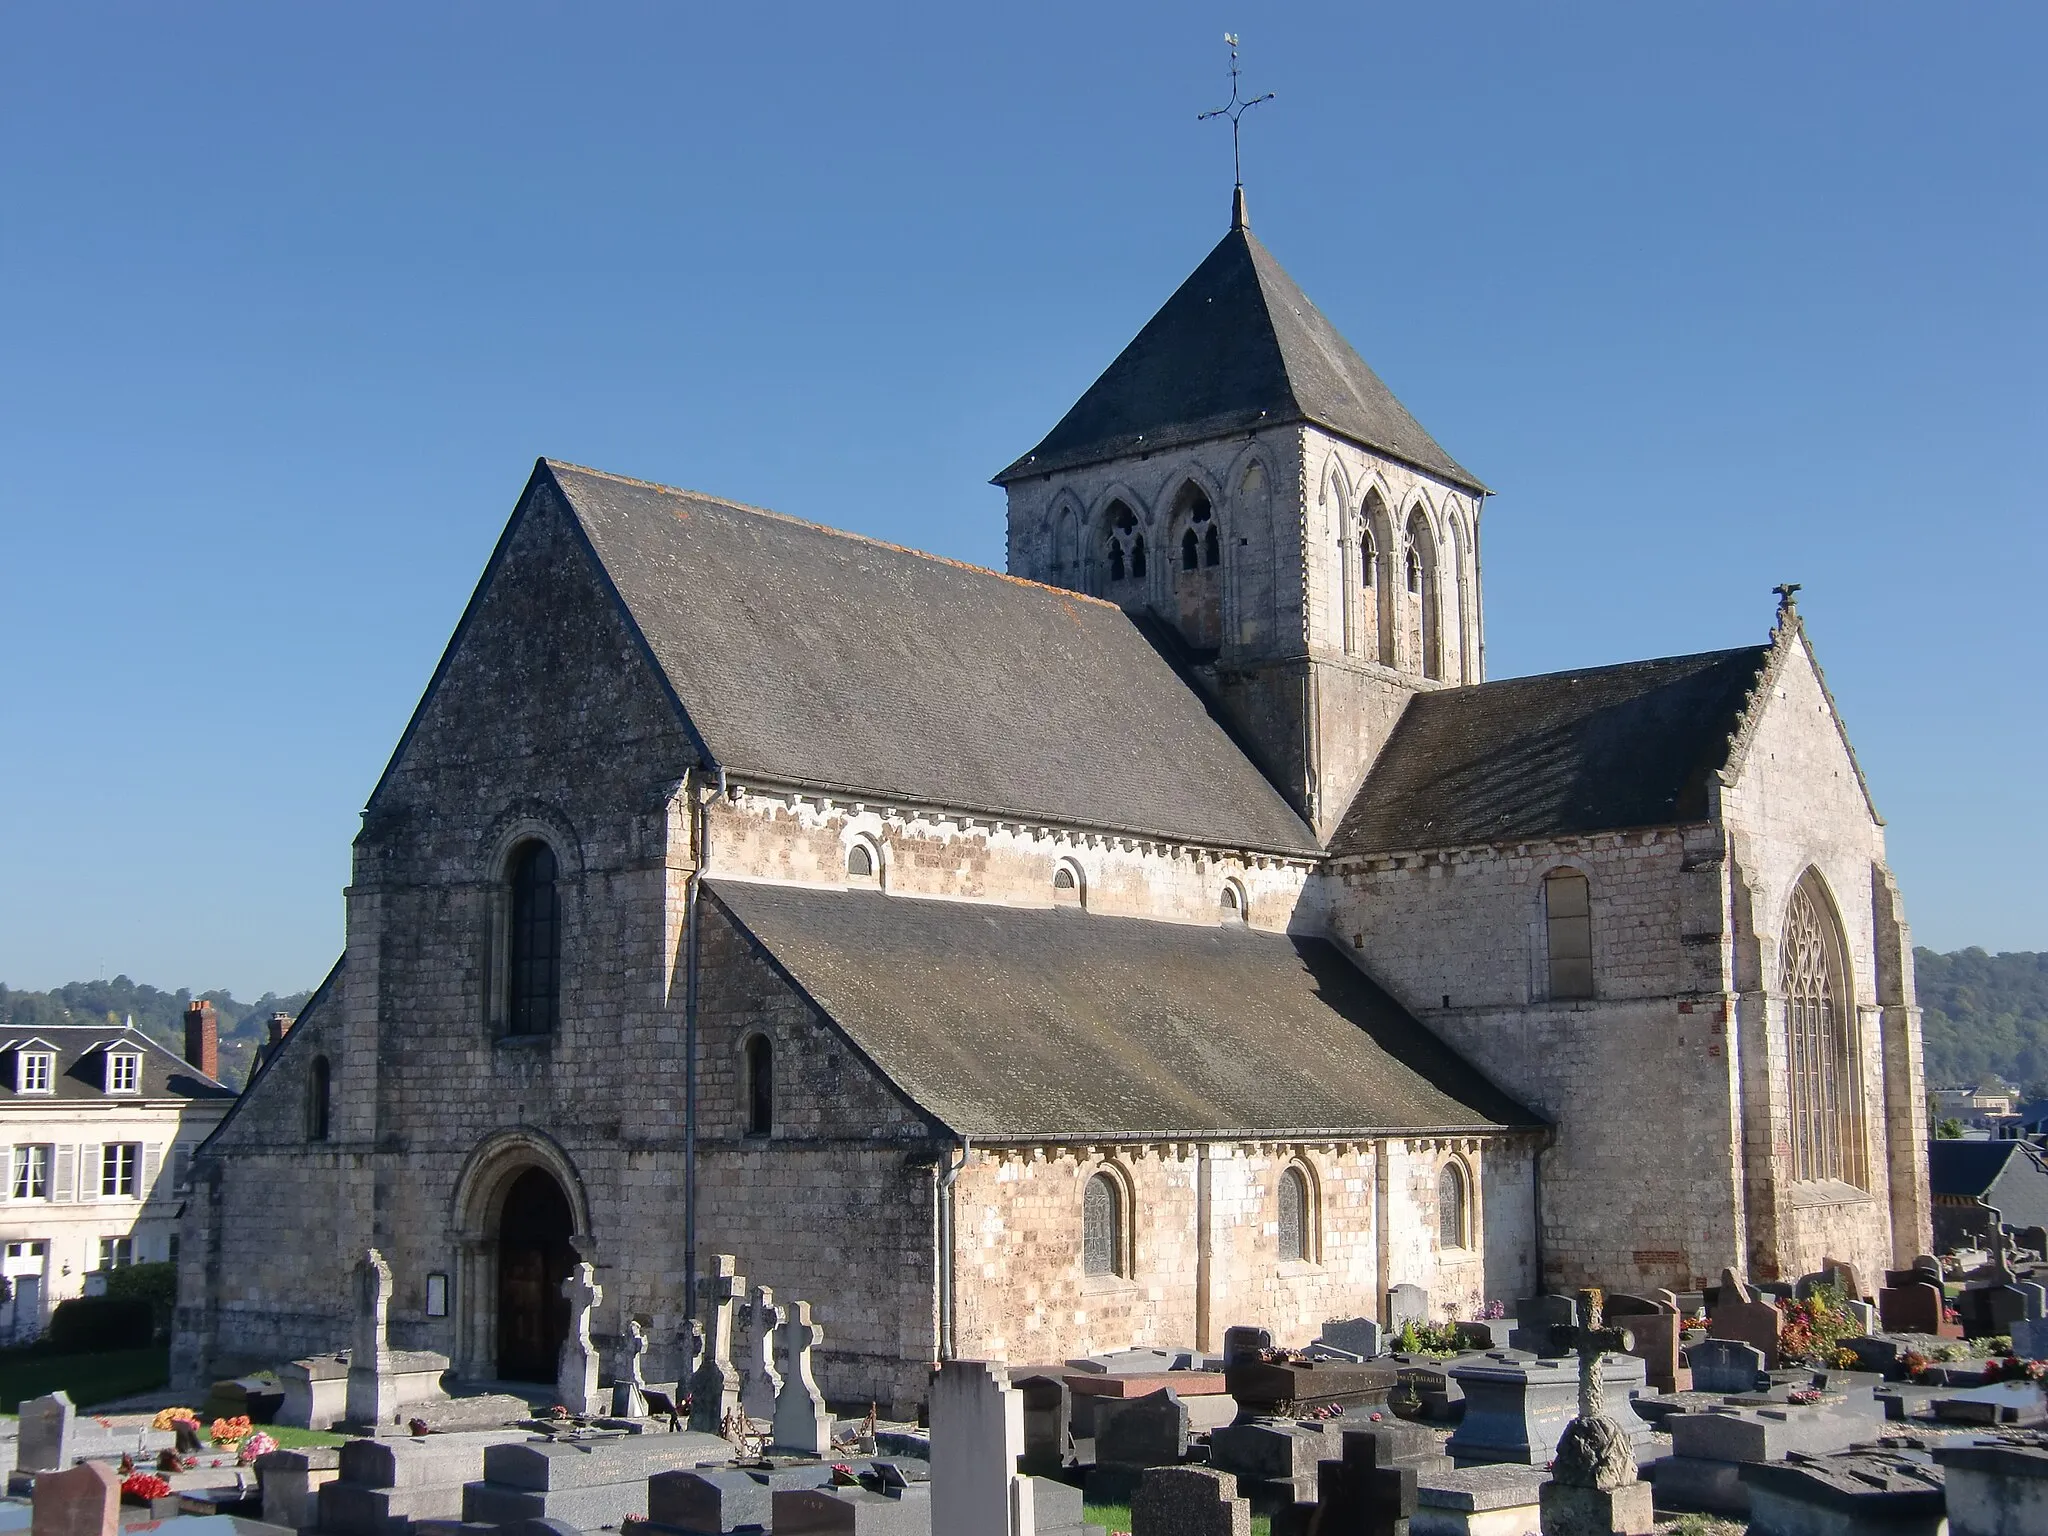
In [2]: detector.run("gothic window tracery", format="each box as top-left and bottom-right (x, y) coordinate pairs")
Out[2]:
(1782, 872), (1865, 1186)
(1169, 483), (1222, 647)
(1104, 502), (1140, 587)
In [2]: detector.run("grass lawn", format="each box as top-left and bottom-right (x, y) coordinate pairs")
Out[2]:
(0, 1345), (168, 1411)
(1083, 1499), (1270, 1536)
(258, 1426), (349, 1449)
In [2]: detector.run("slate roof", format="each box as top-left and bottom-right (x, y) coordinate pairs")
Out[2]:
(1330, 646), (1775, 856)
(0, 1024), (234, 1102)
(1928, 1139), (2048, 1228)
(994, 222), (1486, 493)
(710, 879), (1539, 1140)
(547, 463), (1318, 855)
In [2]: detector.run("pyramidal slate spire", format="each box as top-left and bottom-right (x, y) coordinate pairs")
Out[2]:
(995, 216), (1484, 494)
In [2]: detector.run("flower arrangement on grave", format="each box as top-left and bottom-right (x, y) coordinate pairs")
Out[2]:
(237, 1431), (278, 1464)
(1830, 1345), (1861, 1370)
(152, 1407), (201, 1432)
(1901, 1351), (1932, 1381)
(1775, 1284), (1861, 1366)
(1943, 1302), (1962, 1326)
(1982, 1356), (2048, 1384)
(1787, 1387), (1823, 1405)
(1393, 1318), (1464, 1355)
(121, 1473), (172, 1504)
(209, 1415), (253, 1446)
(1477, 1299), (1507, 1319)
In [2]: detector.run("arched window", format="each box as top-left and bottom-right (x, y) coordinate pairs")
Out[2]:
(845, 840), (877, 880)
(306, 1056), (330, 1142)
(1362, 489), (1392, 665)
(745, 1034), (774, 1137)
(1104, 502), (1139, 587)
(1169, 484), (1222, 647)
(1053, 505), (1079, 579)
(1052, 859), (1084, 907)
(1220, 879), (1247, 922)
(1278, 1163), (1315, 1263)
(1083, 1171), (1127, 1277)
(1783, 872), (1865, 1185)
(507, 840), (560, 1036)
(1404, 510), (1441, 680)
(1544, 869), (1594, 1000)
(1438, 1162), (1469, 1249)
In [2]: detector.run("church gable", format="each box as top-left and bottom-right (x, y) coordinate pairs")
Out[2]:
(199, 961), (343, 1157)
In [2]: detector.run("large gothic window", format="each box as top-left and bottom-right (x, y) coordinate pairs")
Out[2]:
(507, 841), (561, 1036)
(1083, 1171), (1127, 1277)
(1782, 872), (1864, 1185)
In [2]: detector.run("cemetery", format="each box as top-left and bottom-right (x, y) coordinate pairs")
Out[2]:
(7, 1239), (2048, 1535)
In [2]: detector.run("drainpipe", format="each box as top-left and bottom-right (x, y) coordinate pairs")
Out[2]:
(683, 765), (726, 1353)
(936, 1138), (969, 1361)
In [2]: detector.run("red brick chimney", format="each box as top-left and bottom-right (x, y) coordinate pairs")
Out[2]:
(184, 1001), (219, 1080)
(267, 1012), (293, 1048)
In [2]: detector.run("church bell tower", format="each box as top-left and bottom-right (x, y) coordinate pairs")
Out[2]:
(995, 195), (1489, 839)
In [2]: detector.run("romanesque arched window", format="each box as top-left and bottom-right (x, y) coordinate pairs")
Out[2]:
(845, 838), (879, 882)
(1052, 859), (1085, 908)
(1783, 872), (1864, 1185)
(507, 840), (560, 1036)
(1278, 1163), (1315, 1263)
(1083, 1171), (1127, 1277)
(745, 1034), (774, 1137)
(306, 1056), (330, 1142)
(1220, 878), (1248, 923)
(1438, 1162), (1469, 1249)
(1544, 869), (1594, 1000)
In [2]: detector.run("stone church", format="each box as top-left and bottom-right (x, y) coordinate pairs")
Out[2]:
(175, 194), (1931, 1410)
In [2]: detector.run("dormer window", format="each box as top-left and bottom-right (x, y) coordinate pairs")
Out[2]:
(18, 1052), (52, 1095)
(107, 1052), (141, 1094)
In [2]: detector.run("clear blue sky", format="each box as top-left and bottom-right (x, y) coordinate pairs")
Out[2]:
(2, 3), (2041, 996)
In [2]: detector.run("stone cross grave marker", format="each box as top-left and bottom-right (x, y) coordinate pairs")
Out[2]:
(556, 1261), (602, 1415)
(740, 1284), (784, 1422)
(345, 1248), (397, 1427)
(612, 1319), (649, 1418)
(689, 1255), (745, 1434)
(1540, 1289), (1654, 1536)
(771, 1299), (832, 1456)
(18, 1389), (75, 1473)
(1312, 1427), (1417, 1536)
(1132, 1466), (1252, 1536)
(30, 1458), (118, 1536)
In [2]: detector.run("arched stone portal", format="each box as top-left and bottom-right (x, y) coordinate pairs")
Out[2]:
(449, 1130), (593, 1383)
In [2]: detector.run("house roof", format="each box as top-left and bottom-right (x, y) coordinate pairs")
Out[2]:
(0, 1025), (234, 1103)
(546, 462), (1318, 856)
(994, 221), (1486, 493)
(1929, 1139), (2048, 1228)
(710, 879), (1540, 1141)
(1330, 645), (1775, 856)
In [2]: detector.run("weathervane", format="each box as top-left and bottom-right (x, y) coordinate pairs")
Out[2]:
(1198, 34), (1274, 193)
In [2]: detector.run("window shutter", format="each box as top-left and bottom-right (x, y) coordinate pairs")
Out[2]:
(0, 1145), (11, 1203)
(141, 1144), (161, 1201)
(52, 1145), (75, 1203)
(172, 1145), (191, 1193)
(76, 1146), (98, 1205)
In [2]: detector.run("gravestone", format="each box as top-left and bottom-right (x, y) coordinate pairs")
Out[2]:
(1617, 1312), (1683, 1395)
(612, 1319), (649, 1418)
(1740, 1449), (1946, 1536)
(1878, 1279), (1948, 1337)
(1445, 1354), (1651, 1467)
(1713, 1267), (1753, 1308)
(1509, 1296), (1576, 1357)
(739, 1284), (784, 1422)
(1015, 1374), (1073, 1476)
(1096, 1388), (1189, 1469)
(688, 1255), (744, 1434)
(929, 1360), (1023, 1536)
(1388, 1284), (1429, 1332)
(257, 1447), (343, 1530)
(30, 1459), (117, 1536)
(1686, 1338), (1766, 1394)
(556, 1262), (602, 1416)
(1321, 1318), (1383, 1359)
(1311, 1428), (1417, 1536)
(649, 1466), (779, 1533)
(2016, 1280), (2048, 1320)
(771, 1299), (833, 1456)
(1131, 1466), (1251, 1536)
(1539, 1290), (1654, 1536)
(1222, 1325), (1272, 1365)
(1706, 1294), (1781, 1368)
(346, 1248), (399, 1427)
(1820, 1256), (1866, 1299)
(2013, 1317), (2048, 1360)
(18, 1389), (75, 1473)
(1932, 1440), (2048, 1536)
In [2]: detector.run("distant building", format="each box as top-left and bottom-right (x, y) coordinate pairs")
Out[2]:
(0, 1006), (235, 1339)
(1928, 1138), (2048, 1251)
(1932, 1081), (2022, 1127)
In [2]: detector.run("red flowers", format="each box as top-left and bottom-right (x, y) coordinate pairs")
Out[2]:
(121, 1473), (172, 1502)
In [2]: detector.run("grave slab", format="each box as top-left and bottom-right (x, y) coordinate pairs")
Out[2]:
(1932, 1439), (2048, 1536)
(1740, 1449), (1946, 1536)
(771, 1483), (932, 1535)
(1444, 1357), (1649, 1467)
(1412, 1466), (1544, 1536)
(31, 1460), (117, 1536)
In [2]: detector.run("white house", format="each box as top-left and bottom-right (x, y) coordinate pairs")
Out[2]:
(0, 1007), (235, 1340)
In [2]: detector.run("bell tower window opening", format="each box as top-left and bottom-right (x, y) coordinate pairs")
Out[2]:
(1103, 501), (1139, 587)
(1782, 872), (1865, 1186)
(506, 840), (561, 1037)
(1169, 483), (1223, 648)
(1404, 511), (1442, 681)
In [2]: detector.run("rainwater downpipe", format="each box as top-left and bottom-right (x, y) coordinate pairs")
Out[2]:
(936, 1138), (969, 1361)
(683, 764), (726, 1353)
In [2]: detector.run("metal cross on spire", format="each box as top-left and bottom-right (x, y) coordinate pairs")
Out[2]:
(1198, 33), (1274, 225)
